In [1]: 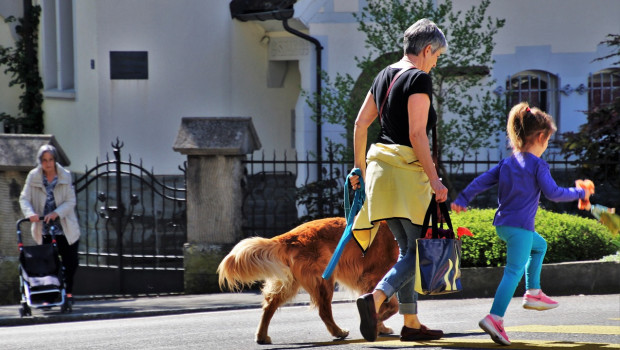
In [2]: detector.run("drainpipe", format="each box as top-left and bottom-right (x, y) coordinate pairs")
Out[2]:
(282, 19), (324, 212)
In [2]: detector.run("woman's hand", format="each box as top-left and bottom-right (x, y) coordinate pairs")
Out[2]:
(44, 212), (58, 224)
(431, 178), (448, 202)
(28, 215), (40, 222)
(350, 174), (362, 190)
(451, 202), (467, 214)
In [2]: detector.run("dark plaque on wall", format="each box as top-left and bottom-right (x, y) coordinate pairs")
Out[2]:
(110, 51), (148, 79)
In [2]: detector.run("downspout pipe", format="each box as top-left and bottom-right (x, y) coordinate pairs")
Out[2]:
(282, 19), (323, 188)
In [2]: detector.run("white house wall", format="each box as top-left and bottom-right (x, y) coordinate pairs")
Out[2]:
(477, 0), (620, 154)
(2, 0), (619, 175)
(93, 0), (234, 174)
(41, 0), (99, 170)
(230, 25), (300, 160)
(41, 0), (304, 174)
(305, 0), (620, 160)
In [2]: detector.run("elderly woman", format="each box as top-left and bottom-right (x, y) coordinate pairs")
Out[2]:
(350, 18), (448, 342)
(19, 145), (81, 303)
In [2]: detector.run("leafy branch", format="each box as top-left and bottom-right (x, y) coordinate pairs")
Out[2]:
(0, 4), (44, 133)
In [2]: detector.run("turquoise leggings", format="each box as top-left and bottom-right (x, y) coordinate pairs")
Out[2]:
(490, 225), (547, 317)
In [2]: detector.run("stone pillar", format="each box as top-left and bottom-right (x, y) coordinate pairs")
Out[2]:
(173, 117), (261, 293)
(0, 134), (70, 305)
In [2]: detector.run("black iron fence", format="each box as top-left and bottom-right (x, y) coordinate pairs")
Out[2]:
(242, 151), (351, 238)
(72, 140), (186, 294)
(243, 149), (619, 238)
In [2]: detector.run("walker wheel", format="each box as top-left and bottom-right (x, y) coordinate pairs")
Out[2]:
(20, 303), (31, 317)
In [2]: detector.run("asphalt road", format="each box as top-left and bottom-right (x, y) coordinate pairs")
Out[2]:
(0, 294), (618, 349)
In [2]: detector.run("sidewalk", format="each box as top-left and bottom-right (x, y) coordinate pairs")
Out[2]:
(0, 290), (354, 327)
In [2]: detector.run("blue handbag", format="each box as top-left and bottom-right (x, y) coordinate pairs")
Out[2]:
(414, 195), (463, 295)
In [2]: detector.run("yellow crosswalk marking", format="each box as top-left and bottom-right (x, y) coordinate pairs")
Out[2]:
(505, 325), (620, 335)
(336, 338), (620, 349)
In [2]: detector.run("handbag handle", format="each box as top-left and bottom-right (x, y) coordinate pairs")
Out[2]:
(421, 194), (454, 239)
(378, 65), (415, 121)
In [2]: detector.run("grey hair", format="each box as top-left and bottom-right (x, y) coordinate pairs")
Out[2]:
(37, 144), (58, 165)
(403, 18), (448, 56)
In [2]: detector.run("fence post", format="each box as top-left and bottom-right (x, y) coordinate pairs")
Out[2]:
(173, 117), (261, 294)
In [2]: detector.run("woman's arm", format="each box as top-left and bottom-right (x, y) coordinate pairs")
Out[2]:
(351, 91), (378, 190)
(19, 172), (39, 221)
(408, 93), (447, 202)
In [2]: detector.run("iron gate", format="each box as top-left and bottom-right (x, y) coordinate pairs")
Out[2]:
(72, 139), (187, 295)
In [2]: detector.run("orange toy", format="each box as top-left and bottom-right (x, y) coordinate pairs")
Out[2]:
(575, 179), (595, 210)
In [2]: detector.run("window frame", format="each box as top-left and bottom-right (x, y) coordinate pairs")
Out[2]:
(506, 70), (560, 143)
(41, 0), (75, 99)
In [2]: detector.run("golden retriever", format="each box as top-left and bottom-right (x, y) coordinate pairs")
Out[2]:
(217, 217), (399, 344)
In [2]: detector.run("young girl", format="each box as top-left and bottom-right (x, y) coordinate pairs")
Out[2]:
(451, 102), (592, 346)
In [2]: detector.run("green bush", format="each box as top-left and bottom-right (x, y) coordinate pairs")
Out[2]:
(451, 208), (617, 267)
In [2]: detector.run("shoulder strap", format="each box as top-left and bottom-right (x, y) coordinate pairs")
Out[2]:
(378, 66), (415, 120)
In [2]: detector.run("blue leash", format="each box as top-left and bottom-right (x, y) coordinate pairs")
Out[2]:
(322, 168), (365, 279)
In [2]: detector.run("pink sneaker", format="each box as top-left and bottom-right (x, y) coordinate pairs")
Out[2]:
(479, 315), (510, 346)
(523, 291), (559, 310)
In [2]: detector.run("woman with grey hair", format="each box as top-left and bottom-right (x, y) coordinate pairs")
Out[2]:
(20, 144), (81, 303)
(348, 18), (448, 342)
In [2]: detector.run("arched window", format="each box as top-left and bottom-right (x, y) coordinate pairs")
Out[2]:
(506, 71), (559, 115)
(506, 70), (560, 138)
(588, 68), (620, 110)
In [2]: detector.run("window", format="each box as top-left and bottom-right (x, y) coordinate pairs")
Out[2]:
(506, 70), (560, 136)
(42, 0), (74, 98)
(588, 68), (620, 110)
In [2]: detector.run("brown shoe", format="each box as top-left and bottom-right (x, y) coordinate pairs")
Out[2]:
(400, 325), (444, 341)
(356, 293), (378, 341)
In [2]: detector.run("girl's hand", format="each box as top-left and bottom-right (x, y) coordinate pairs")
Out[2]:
(431, 178), (448, 202)
(451, 202), (467, 214)
(575, 179), (595, 210)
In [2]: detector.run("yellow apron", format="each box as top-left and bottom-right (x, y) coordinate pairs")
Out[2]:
(352, 143), (432, 252)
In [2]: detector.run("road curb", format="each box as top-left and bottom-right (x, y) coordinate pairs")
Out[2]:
(420, 260), (620, 300)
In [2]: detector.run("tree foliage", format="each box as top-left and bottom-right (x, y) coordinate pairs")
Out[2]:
(592, 34), (620, 65)
(561, 97), (620, 190)
(0, 4), (44, 133)
(561, 33), (620, 194)
(305, 0), (506, 171)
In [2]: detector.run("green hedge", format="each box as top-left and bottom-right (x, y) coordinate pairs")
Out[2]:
(451, 208), (617, 267)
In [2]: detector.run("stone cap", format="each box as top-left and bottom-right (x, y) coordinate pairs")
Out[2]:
(173, 117), (262, 156)
(0, 134), (70, 171)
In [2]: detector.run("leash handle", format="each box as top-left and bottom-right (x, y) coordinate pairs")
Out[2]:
(344, 168), (364, 222)
(321, 168), (365, 280)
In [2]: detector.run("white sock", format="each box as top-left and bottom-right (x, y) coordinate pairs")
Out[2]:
(490, 314), (503, 322)
(527, 289), (541, 296)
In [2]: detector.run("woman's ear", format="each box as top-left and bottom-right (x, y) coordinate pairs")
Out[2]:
(424, 44), (432, 56)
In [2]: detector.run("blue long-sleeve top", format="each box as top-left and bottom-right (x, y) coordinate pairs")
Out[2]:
(453, 152), (585, 231)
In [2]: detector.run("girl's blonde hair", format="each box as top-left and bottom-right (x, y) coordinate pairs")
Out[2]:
(507, 102), (557, 151)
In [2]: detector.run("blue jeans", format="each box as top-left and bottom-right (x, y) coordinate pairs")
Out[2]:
(376, 218), (422, 315)
(490, 225), (547, 317)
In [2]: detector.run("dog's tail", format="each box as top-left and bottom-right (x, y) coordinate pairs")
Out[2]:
(217, 236), (291, 292)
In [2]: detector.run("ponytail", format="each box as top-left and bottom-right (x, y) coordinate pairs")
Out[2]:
(507, 102), (556, 152)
